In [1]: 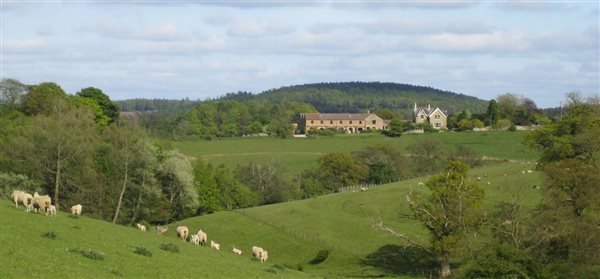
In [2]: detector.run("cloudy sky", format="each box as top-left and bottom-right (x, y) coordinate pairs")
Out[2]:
(2, 1), (598, 107)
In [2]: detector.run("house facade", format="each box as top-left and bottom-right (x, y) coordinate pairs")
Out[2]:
(300, 113), (388, 133)
(413, 103), (448, 129)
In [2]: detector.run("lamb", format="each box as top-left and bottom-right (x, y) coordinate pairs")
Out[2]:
(47, 205), (57, 217)
(32, 193), (52, 214)
(260, 250), (269, 262)
(196, 229), (207, 246)
(190, 234), (200, 246)
(136, 223), (146, 232)
(232, 247), (242, 255)
(71, 204), (82, 216)
(417, 182), (424, 186)
(22, 193), (33, 210)
(11, 190), (25, 208)
(176, 226), (189, 241)
(360, 186), (368, 192)
(156, 225), (169, 234)
(252, 246), (264, 261)
(26, 203), (33, 213)
(210, 240), (220, 250)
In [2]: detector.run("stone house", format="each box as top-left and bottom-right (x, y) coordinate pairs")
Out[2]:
(300, 113), (388, 133)
(413, 103), (447, 129)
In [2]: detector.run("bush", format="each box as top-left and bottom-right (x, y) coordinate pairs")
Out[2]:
(41, 231), (57, 240)
(381, 130), (402, 137)
(67, 248), (105, 261)
(508, 124), (517, 132)
(133, 247), (152, 257)
(0, 172), (40, 199)
(309, 250), (330, 265)
(159, 243), (180, 254)
(266, 264), (287, 274)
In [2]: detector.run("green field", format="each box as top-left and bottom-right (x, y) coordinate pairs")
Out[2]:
(0, 201), (310, 278)
(171, 132), (539, 175)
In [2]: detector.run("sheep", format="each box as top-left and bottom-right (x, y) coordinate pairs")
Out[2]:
(176, 226), (189, 241)
(11, 190), (25, 208)
(136, 223), (146, 232)
(32, 193), (51, 214)
(360, 186), (368, 192)
(196, 229), (207, 246)
(71, 204), (82, 216)
(260, 250), (269, 262)
(417, 181), (424, 186)
(190, 234), (200, 246)
(487, 181), (491, 185)
(477, 177), (481, 181)
(156, 225), (169, 234)
(26, 203), (33, 213)
(232, 247), (242, 255)
(252, 246), (264, 261)
(47, 205), (57, 217)
(210, 240), (220, 250)
(22, 193), (33, 210)
(527, 170), (533, 173)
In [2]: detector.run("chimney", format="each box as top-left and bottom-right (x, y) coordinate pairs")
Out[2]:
(428, 104), (431, 110)
(414, 102), (417, 111)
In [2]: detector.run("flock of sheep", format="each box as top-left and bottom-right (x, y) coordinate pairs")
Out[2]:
(135, 223), (269, 262)
(10, 189), (269, 262)
(10, 190), (81, 217)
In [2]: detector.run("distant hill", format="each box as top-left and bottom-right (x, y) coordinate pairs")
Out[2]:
(223, 82), (489, 116)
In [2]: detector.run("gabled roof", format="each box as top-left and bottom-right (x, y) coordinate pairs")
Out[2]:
(428, 108), (447, 118)
(303, 113), (371, 121)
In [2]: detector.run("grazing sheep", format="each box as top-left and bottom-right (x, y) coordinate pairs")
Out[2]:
(503, 219), (513, 225)
(477, 177), (481, 181)
(533, 185), (540, 190)
(71, 204), (82, 216)
(487, 181), (491, 185)
(210, 240), (220, 250)
(26, 203), (33, 213)
(11, 190), (25, 208)
(483, 173), (488, 177)
(136, 223), (147, 232)
(22, 193), (33, 209)
(252, 246), (264, 261)
(47, 205), (57, 217)
(190, 234), (200, 246)
(176, 226), (189, 241)
(360, 186), (368, 192)
(196, 229), (207, 246)
(156, 225), (169, 234)
(232, 247), (242, 255)
(260, 250), (269, 262)
(417, 182), (424, 186)
(32, 193), (52, 214)
(522, 170), (526, 174)
(527, 170), (533, 173)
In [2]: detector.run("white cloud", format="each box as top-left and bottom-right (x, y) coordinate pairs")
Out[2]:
(227, 19), (264, 37)
(92, 20), (184, 41)
(4, 39), (49, 53)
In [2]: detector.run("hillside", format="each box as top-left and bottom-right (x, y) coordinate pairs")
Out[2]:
(225, 82), (488, 115)
(171, 161), (543, 278)
(0, 201), (310, 278)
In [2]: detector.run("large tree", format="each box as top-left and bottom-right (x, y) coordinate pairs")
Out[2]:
(77, 87), (120, 123)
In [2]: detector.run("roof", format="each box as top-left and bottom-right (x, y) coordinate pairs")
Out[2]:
(303, 113), (371, 121)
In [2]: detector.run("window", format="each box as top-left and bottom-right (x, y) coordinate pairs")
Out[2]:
(359, 121), (362, 124)
(330, 121), (333, 124)
(372, 120), (376, 125)
(320, 120), (323, 124)
(340, 121), (343, 124)
(420, 115), (424, 119)
(349, 121), (353, 124)
(434, 115), (440, 119)
(310, 120), (314, 124)
(435, 123), (440, 127)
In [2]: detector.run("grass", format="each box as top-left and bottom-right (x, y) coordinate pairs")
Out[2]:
(0, 201), (311, 278)
(171, 131), (539, 176)
(170, 161), (543, 278)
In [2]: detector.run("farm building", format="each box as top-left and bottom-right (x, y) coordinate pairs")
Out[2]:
(300, 113), (389, 133)
(413, 103), (447, 129)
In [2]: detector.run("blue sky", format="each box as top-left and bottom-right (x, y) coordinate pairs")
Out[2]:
(2, 1), (598, 108)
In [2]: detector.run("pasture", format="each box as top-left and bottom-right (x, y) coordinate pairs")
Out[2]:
(172, 161), (543, 278)
(171, 131), (539, 175)
(0, 201), (310, 278)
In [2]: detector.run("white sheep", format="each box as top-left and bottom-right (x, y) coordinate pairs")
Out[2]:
(47, 205), (57, 217)
(260, 250), (269, 262)
(26, 203), (33, 213)
(190, 234), (200, 246)
(156, 225), (169, 234)
(210, 240), (220, 250)
(32, 193), (51, 214)
(360, 186), (368, 192)
(71, 204), (82, 216)
(11, 190), (25, 208)
(136, 223), (146, 232)
(176, 226), (189, 241)
(417, 181), (424, 186)
(196, 229), (207, 246)
(232, 247), (242, 255)
(22, 193), (33, 210)
(252, 246), (264, 261)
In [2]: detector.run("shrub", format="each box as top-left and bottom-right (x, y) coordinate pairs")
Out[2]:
(41, 231), (57, 240)
(266, 264), (287, 274)
(508, 124), (517, 132)
(159, 243), (180, 254)
(309, 250), (330, 265)
(133, 247), (152, 257)
(67, 248), (105, 261)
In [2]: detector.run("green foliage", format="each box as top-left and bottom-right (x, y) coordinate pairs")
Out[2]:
(67, 247), (106, 261)
(21, 82), (67, 116)
(486, 99), (499, 126)
(0, 172), (40, 199)
(0, 78), (29, 107)
(461, 243), (541, 279)
(159, 243), (180, 254)
(309, 250), (330, 265)
(353, 145), (408, 184)
(133, 247), (152, 257)
(406, 139), (449, 176)
(77, 87), (120, 123)
(235, 160), (297, 204)
(41, 231), (57, 240)
(317, 153), (368, 190)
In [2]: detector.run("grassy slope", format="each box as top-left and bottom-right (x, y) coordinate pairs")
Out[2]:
(172, 162), (543, 278)
(0, 202), (311, 278)
(171, 131), (538, 175)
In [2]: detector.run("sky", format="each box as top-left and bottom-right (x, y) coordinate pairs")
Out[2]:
(1, 0), (598, 108)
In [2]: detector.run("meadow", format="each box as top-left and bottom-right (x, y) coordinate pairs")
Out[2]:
(171, 131), (539, 175)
